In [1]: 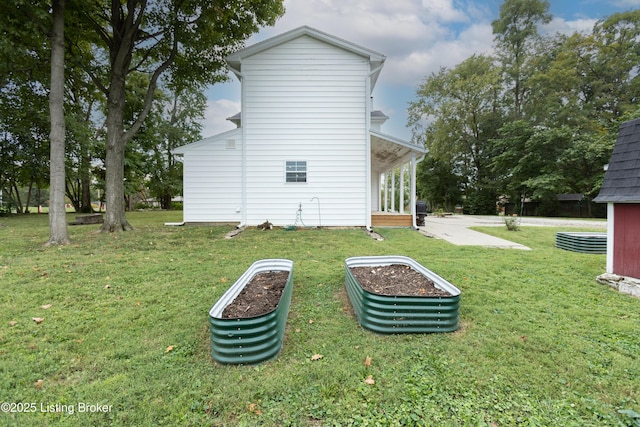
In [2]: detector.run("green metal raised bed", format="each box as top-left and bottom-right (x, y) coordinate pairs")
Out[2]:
(208, 259), (293, 365)
(345, 256), (461, 334)
(555, 232), (607, 254)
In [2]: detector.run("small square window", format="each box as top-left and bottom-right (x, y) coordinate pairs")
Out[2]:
(286, 161), (307, 183)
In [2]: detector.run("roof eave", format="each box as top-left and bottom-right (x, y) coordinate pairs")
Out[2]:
(225, 26), (386, 75)
(370, 130), (426, 154)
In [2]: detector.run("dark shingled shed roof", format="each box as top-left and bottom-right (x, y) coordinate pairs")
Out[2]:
(594, 117), (640, 203)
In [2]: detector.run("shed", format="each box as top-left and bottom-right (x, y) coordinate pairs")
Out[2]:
(593, 117), (640, 280)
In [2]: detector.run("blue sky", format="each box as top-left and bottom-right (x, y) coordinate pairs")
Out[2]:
(200, 0), (640, 141)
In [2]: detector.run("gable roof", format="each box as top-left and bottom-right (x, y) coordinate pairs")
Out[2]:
(594, 117), (640, 203)
(172, 128), (241, 154)
(226, 26), (386, 89)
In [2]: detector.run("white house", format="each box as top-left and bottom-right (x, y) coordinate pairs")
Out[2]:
(173, 26), (426, 228)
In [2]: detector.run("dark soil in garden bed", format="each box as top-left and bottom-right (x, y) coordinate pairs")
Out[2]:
(222, 271), (289, 319)
(350, 264), (452, 297)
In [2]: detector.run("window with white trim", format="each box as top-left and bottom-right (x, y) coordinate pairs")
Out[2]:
(285, 161), (307, 183)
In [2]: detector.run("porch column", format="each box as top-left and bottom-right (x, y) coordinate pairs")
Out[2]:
(373, 172), (381, 212)
(377, 173), (382, 211)
(399, 163), (405, 214)
(411, 154), (417, 228)
(383, 173), (389, 212)
(391, 169), (396, 212)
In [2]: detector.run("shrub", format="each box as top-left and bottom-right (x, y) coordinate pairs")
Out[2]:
(504, 216), (520, 231)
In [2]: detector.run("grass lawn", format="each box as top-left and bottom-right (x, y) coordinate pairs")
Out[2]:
(0, 212), (638, 426)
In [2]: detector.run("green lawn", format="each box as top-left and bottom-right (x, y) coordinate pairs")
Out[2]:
(0, 212), (638, 426)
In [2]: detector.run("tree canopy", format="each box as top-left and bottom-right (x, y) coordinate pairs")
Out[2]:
(0, 0), (284, 234)
(410, 1), (639, 216)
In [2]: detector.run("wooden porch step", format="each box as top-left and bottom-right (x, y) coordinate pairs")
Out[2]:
(371, 214), (413, 227)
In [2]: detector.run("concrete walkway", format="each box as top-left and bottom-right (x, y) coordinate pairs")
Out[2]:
(418, 215), (607, 250)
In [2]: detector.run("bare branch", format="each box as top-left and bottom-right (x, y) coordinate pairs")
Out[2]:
(122, 21), (178, 143)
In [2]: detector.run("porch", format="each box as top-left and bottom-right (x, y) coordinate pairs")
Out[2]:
(369, 130), (426, 228)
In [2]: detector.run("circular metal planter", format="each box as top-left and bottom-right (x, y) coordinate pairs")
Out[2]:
(208, 259), (294, 365)
(555, 232), (607, 254)
(345, 256), (461, 334)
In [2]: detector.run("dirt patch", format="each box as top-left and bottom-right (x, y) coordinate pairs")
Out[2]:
(222, 271), (289, 319)
(349, 264), (452, 297)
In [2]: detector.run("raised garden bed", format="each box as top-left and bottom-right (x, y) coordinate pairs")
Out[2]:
(208, 259), (293, 365)
(555, 232), (607, 254)
(345, 255), (460, 334)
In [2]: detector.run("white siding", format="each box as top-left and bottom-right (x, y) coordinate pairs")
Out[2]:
(242, 36), (370, 226)
(178, 130), (242, 223)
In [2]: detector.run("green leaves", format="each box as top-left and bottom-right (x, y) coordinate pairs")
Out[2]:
(409, 54), (503, 213)
(410, 0), (640, 215)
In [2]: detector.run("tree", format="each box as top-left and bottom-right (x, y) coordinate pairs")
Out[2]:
(0, 0), (51, 214)
(408, 54), (504, 214)
(147, 86), (204, 209)
(492, 0), (551, 120)
(1, 0), (104, 219)
(585, 11), (640, 123)
(0, 83), (50, 213)
(47, 0), (70, 245)
(63, 61), (105, 214)
(416, 155), (462, 212)
(69, 0), (284, 232)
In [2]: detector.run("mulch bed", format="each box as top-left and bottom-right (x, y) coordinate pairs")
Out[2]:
(349, 264), (452, 297)
(222, 271), (289, 319)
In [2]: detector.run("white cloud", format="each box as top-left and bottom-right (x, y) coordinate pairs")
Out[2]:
(612, 0), (640, 7)
(382, 22), (494, 85)
(421, 0), (469, 23)
(201, 0), (621, 141)
(542, 17), (597, 36)
(198, 99), (240, 139)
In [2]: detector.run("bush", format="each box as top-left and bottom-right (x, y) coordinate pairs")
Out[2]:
(504, 216), (520, 231)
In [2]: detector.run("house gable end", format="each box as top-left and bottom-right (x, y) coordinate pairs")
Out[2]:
(226, 26), (385, 90)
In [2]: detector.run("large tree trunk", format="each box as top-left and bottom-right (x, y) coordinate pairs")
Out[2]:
(98, 0), (141, 232)
(47, 0), (70, 245)
(100, 73), (132, 232)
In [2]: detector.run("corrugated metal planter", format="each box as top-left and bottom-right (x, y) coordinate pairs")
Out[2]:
(555, 232), (607, 254)
(208, 259), (293, 365)
(345, 256), (460, 334)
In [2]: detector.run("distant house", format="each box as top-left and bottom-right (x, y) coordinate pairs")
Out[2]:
(172, 26), (426, 228)
(594, 117), (640, 280)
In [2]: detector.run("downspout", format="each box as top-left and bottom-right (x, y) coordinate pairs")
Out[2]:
(229, 63), (247, 228)
(365, 63), (385, 231)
